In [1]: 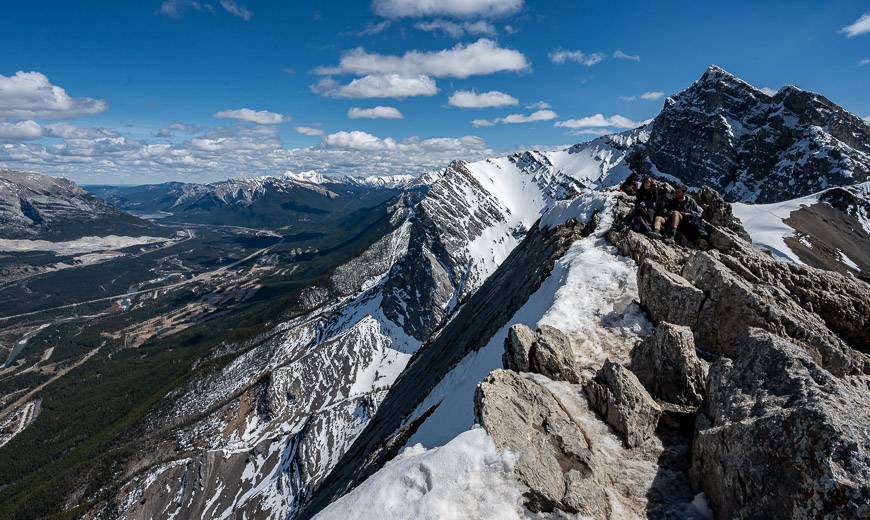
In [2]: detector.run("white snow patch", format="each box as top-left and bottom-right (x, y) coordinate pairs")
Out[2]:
(314, 428), (526, 520)
(732, 192), (821, 263)
(837, 249), (860, 271)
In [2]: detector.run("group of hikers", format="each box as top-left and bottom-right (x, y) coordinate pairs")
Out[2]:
(617, 173), (704, 241)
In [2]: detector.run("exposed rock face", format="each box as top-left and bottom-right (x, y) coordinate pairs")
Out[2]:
(502, 323), (535, 372)
(475, 369), (611, 516)
(681, 250), (866, 376)
(0, 169), (156, 240)
(585, 359), (662, 448)
(502, 324), (582, 384)
(645, 66), (870, 203)
(692, 328), (870, 520)
(637, 259), (704, 328)
(630, 322), (706, 408)
(712, 237), (870, 354)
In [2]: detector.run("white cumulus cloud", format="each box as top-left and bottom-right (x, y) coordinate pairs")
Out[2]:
(548, 49), (606, 66)
(348, 106), (404, 119)
(555, 113), (647, 130)
(0, 71), (108, 119)
(473, 109), (557, 126)
(415, 19), (496, 38)
(295, 126), (324, 136)
(312, 74), (439, 99)
(322, 130), (487, 154)
(448, 90), (518, 108)
(315, 39), (528, 79)
(0, 120), (44, 140)
(841, 12), (870, 37)
(214, 108), (286, 124)
(373, 0), (523, 19)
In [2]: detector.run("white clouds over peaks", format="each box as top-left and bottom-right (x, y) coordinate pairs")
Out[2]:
(316, 39), (529, 79)
(555, 114), (647, 131)
(323, 130), (397, 151)
(415, 19), (496, 38)
(0, 71), (107, 119)
(295, 126), (324, 136)
(0, 120), (43, 140)
(213, 108), (286, 124)
(640, 91), (664, 100)
(623, 91), (664, 102)
(448, 90), (518, 108)
(373, 0), (523, 19)
(841, 12), (870, 37)
(312, 74), (438, 99)
(472, 109), (557, 126)
(322, 130), (487, 154)
(348, 106), (404, 119)
(548, 49), (606, 66)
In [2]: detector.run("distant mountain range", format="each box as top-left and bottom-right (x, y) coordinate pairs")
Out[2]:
(85, 172), (413, 229)
(0, 169), (161, 240)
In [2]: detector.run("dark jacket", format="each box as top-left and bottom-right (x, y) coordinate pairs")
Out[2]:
(664, 194), (702, 217)
(635, 185), (657, 209)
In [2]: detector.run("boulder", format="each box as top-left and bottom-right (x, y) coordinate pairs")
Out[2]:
(502, 324), (582, 384)
(502, 323), (535, 372)
(474, 369), (610, 516)
(637, 259), (705, 328)
(585, 359), (662, 448)
(531, 325), (582, 384)
(630, 323), (706, 407)
(691, 328), (870, 519)
(607, 228), (690, 273)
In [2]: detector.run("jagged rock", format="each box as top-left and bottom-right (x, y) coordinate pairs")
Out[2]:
(681, 251), (864, 376)
(585, 359), (662, 448)
(475, 369), (696, 518)
(713, 239), (870, 354)
(607, 227), (690, 273)
(502, 324), (583, 384)
(645, 66), (870, 203)
(637, 259), (704, 328)
(694, 186), (751, 241)
(502, 323), (535, 372)
(630, 323), (706, 407)
(691, 328), (870, 519)
(475, 369), (610, 516)
(531, 325), (583, 384)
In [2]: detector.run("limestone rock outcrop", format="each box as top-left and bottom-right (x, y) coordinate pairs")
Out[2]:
(691, 328), (870, 519)
(630, 322), (706, 408)
(585, 359), (662, 448)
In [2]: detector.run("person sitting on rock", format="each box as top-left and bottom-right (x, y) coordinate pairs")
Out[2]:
(628, 176), (658, 233)
(651, 184), (701, 238)
(618, 173), (640, 195)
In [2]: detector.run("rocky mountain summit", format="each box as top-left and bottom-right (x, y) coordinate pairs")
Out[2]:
(641, 65), (870, 203)
(0, 169), (157, 240)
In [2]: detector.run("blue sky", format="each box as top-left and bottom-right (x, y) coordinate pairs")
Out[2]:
(1, 0), (868, 184)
